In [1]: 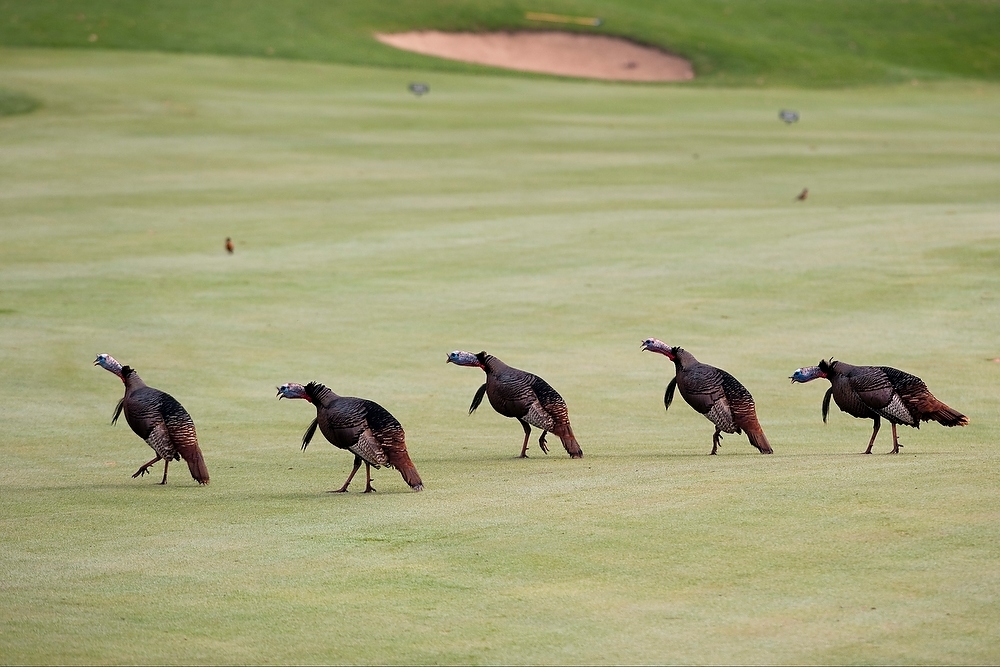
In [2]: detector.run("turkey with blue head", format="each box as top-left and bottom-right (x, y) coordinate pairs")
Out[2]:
(641, 338), (772, 455)
(791, 359), (968, 453)
(447, 350), (583, 459)
(94, 353), (209, 485)
(277, 381), (422, 493)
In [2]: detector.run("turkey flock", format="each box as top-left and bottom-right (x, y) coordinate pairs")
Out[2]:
(94, 342), (968, 491)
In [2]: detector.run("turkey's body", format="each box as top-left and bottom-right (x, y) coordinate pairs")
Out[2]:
(474, 352), (583, 458)
(117, 368), (209, 484)
(669, 348), (772, 455)
(818, 359), (967, 453)
(303, 382), (422, 492)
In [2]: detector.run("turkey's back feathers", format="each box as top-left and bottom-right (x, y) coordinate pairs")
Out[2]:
(824, 360), (968, 433)
(475, 354), (581, 457)
(670, 356), (770, 453)
(315, 395), (408, 470)
(122, 384), (208, 484)
(880, 366), (968, 427)
(530, 376), (570, 426)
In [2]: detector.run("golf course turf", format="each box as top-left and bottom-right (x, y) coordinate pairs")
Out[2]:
(1, 2), (999, 664)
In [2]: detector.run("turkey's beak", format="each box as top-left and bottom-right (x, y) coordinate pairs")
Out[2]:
(276, 388), (283, 399)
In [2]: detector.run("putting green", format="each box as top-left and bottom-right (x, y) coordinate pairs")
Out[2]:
(1, 48), (999, 663)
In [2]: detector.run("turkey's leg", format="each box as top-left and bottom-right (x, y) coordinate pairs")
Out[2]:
(363, 463), (376, 493)
(711, 428), (722, 455)
(517, 419), (532, 458)
(159, 459), (169, 485)
(863, 416), (881, 454)
(132, 455), (162, 479)
(889, 422), (903, 454)
(538, 430), (550, 455)
(331, 455), (363, 492)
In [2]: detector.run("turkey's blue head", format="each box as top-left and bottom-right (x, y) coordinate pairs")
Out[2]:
(640, 338), (675, 360)
(447, 350), (483, 368)
(94, 353), (124, 380)
(790, 365), (827, 383)
(277, 382), (311, 401)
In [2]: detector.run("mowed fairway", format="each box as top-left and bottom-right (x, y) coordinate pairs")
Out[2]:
(2, 47), (1000, 664)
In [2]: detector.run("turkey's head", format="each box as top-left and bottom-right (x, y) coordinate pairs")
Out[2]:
(640, 338), (675, 360)
(94, 353), (125, 380)
(447, 350), (483, 368)
(790, 365), (827, 383)
(277, 383), (311, 402)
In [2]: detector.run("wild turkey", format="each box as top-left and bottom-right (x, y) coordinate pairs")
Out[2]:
(93, 354), (209, 484)
(641, 339), (772, 455)
(790, 359), (968, 453)
(446, 350), (583, 458)
(276, 382), (423, 492)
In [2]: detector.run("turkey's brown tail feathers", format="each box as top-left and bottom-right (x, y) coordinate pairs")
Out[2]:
(388, 449), (423, 491)
(924, 402), (969, 428)
(552, 424), (583, 458)
(178, 444), (210, 484)
(746, 427), (773, 454)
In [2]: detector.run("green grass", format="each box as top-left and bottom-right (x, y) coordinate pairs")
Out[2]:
(0, 86), (39, 115)
(2, 46), (1000, 664)
(1, 0), (999, 86)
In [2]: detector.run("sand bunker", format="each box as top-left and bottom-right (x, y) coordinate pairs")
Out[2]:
(375, 31), (693, 83)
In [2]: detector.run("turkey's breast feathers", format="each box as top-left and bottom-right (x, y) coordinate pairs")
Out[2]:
(476, 354), (571, 431)
(485, 366), (538, 419)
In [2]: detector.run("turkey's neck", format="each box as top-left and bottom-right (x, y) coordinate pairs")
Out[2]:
(481, 354), (506, 375)
(123, 373), (147, 393)
(309, 383), (339, 408)
(672, 348), (698, 371)
(822, 361), (845, 379)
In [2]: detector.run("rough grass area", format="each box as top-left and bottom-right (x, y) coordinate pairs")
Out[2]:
(1, 47), (999, 663)
(0, 87), (39, 115)
(0, 0), (998, 86)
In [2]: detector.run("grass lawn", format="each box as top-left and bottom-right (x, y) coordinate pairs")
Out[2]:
(1, 46), (999, 663)
(1, 0), (998, 87)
